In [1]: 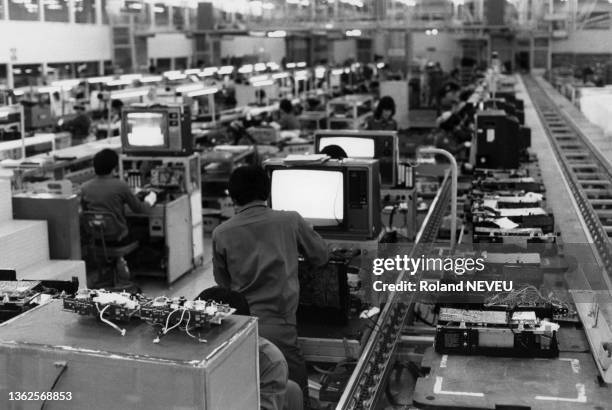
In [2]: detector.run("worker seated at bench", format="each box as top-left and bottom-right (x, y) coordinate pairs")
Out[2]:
(212, 165), (329, 409)
(81, 149), (156, 283)
(198, 286), (303, 410)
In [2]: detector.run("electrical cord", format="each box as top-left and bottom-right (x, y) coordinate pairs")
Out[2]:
(40, 361), (68, 410)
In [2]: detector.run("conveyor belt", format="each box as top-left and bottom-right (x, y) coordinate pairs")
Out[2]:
(522, 75), (612, 288)
(337, 170), (453, 410)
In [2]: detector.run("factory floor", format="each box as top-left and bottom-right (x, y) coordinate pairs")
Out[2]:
(133, 237), (216, 300)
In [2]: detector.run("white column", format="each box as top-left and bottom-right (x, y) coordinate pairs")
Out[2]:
(95, 0), (102, 25)
(68, 0), (75, 23)
(7, 63), (14, 89)
(2, 0), (8, 20)
(40, 0), (45, 22)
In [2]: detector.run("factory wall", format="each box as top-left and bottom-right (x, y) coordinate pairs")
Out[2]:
(220, 36), (286, 63)
(148, 33), (194, 59)
(552, 30), (612, 54)
(0, 22), (112, 64)
(410, 31), (461, 71)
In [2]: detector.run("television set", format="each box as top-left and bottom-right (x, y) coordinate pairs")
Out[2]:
(475, 110), (520, 169)
(121, 104), (192, 156)
(264, 158), (381, 240)
(314, 130), (399, 187)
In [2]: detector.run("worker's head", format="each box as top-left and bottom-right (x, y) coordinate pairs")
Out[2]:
(375, 96), (395, 121)
(93, 149), (119, 176)
(321, 144), (348, 160)
(228, 165), (271, 206)
(196, 286), (250, 316)
(279, 99), (293, 115)
(74, 104), (85, 113)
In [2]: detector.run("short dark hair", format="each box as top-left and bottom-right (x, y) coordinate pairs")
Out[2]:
(321, 144), (348, 159)
(279, 98), (293, 114)
(228, 165), (270, 206)
(196, 286), (250, 316)
(93, 149), (119, 176)
(375, 96), (396, 119)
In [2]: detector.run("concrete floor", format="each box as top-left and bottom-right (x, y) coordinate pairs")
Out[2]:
(135, 236), (217, 299)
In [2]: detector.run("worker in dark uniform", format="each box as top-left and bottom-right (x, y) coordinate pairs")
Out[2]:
(61, 104), (92, 145)
(81, 149), (156, 283)
(365, 96), (398, 131)
(212, 165), (329, 408)
(198, 286), (303, 410)
(277, 99), (300, 130)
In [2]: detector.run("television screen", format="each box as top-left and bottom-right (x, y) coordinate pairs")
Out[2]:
(126, 112), (166, 147)
(318, 137), (375, 158)
(271, 169), (344, 226)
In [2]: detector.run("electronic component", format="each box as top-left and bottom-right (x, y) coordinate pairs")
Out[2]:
(140, 296), (235, 343)
(62, 291), (235, 340)
(63, 289), (143, 335)
(436, 307), (560, 357)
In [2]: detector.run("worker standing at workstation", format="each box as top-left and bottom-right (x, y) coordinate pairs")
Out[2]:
(81, 149), (157, 286)
(211, 165), (329, 409)
(365, 96), (398, 131)
(278, 99), (301, 130)
(60, 104), (92, 145)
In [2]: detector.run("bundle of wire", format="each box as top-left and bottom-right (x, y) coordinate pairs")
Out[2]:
(151, 307), (208, 344)
(484, 284), (574, 315)
(95, 303), (127, 336)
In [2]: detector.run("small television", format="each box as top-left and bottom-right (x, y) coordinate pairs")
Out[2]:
(264, 158), (381, 240)
(121, 104), (192, 156)
(314, 130), (399, 187)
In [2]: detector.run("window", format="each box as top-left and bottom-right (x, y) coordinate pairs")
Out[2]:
(174, 57), (188, 70)
(12, 64), (43, 88)
(9, 0), (40, 21)
(44, 0), (69, 22)
(74, 0), (96, 23)
(134, 3), (150, 26)
(47, 62), (74, 79)
(172, 6), (184, 30)
(154, 3), (169, 26)
(156, 58), (171, 72)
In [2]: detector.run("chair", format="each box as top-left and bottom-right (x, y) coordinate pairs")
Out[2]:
(81, 211), (139, 289)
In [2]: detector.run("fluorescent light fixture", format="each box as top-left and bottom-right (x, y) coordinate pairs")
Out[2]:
(272, 72), (290, 79)
(238, 65), (254, 74)
(331, 69), (344, 75)
(51, 79), (81, 88)
(110, 89), (149, 99)
(286, 63), (297, 69)
(267, 30), (287, 38)
(176, 84), (206, 93)
(252, 80), (274, 87)
(346, 29), (362, 37)
(87, 76), (114, 84)
(218, 66), (234, 75)
(267, 62), (280, 71)
(140, 75), (163, 83)
(250, 75), (271, 83)
(163, 70), (182, 77)
(120, 74), (142, 81)
(184, 69), (201, 75)
(297, 62), (307, 68)
(376, 62), (385, 69)
(37, 86), (61, 93)
(254, 63), (267, 72)
(249, 31), (267, 37)
(12, 90), (25, 96)
(187, 87), (218, 97)
(165, 74), (187, 81)
(107, 79), (133, 86)
(199, 67), (219, 77)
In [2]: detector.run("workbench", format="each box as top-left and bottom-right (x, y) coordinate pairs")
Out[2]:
(0, 300), (259, 410)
